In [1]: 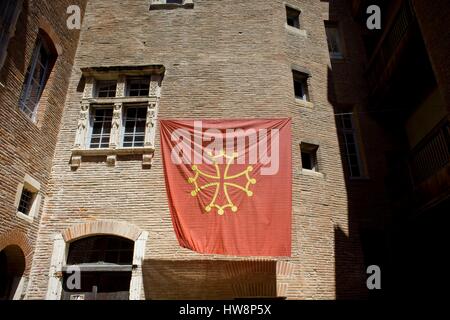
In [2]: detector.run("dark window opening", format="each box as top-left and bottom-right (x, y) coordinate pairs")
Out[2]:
(63, 236), (134, 301)
(301, 143), (319, 171)
(18, 188), (33, 215)
(19, 32), (56, 119)
(337, 113), (363, 177)
(293, 70), (309, 101)
(96, 81), (117, 98)
(286, 7), (300, 29)
(325, 23), (344, 59)
(67, 236), (134, 265)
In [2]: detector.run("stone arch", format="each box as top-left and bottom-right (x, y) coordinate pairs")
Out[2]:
(61, 220), (143, 243)
(37, 16), (63, 55)
(0, 230), (33, 275)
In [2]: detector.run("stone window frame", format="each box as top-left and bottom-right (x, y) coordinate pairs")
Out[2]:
(46, 221), (148, 300)
(284, 3), (307, 37)
(71, 65), (165, 169)
(292, 65), (314, 109)
(336, 110), (368, 179)
(149, 0), (194, 10)
(14, 174), (42, 223)
(0, 0), (23, 71)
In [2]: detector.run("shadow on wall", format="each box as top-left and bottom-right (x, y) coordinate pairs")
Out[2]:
(325, 31), (369, 300)
(142, 259), (278, 300)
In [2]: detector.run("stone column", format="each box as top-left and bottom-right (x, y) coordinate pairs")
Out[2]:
(46, 234), (66, 300)
(129, 231), (149, 300)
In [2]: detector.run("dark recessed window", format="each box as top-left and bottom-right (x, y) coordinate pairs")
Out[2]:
(18, 188), (34, 215)
(96, 81), (117, 98)
(286, 6), (300, 29)
(19, 33), (56, 119)
(325, 23), (344, 59)
(90, 107), (113, 149)
(127, 77), (150, 97)
(301, 143), (319, 171)
(337, 113), (363, 177)
(293, 70), (309, 101)
(166, 0), (183, 4)
(123, 106), (147, 148)
(67, 236), (134, 265)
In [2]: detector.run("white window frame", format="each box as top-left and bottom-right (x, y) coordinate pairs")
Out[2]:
(300, 143), (319, 172)
(88, 106), (114, 149)
(121, 105), (147, 148)
(0, 0), (23, 70)
(14, 174), (41, 223)
(337, 113), (364, 178)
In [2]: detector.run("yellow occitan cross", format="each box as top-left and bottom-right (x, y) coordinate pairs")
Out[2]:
(188, 151), (256, 215)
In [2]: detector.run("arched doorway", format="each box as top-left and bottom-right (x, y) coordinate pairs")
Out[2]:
(0, 245), (26, 300)
(61, 235), (134, 300)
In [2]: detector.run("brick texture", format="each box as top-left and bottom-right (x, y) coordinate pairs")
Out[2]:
(0, 0), (86, 283)
(23, 0), (368, 300)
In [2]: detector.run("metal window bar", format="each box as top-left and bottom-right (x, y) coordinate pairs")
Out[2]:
(122, 107), (146, 148)
(338, 113), (363, 177)
(19, 38), (51, 120)
(127, 78), (150, 97)
(293, 71), (308, 101)
(18, 188), (33, 215)
(96, 81), (117, 98)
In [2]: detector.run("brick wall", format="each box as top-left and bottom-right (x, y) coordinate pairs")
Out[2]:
(0, 0), (86, 283)
(25, 0), (368, 299)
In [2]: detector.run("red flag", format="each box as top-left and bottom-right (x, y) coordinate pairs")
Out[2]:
(160, 119), (292, 256)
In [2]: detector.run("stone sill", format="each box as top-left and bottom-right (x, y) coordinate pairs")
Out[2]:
(71, 147), (155, 169)
(150, 1), (194, 10)
(16, 211), (34, 223)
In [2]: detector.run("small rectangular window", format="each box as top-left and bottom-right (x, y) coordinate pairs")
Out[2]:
(286, 6), (300, 29)
(301, 143), (319, 172)
(90, 107), (113, 148)
(292, 70), (309, 101)
(122, 106), (147, 148)
(127, 77), (150, 97)
(325, 24), (344, 59)
(18, 188), (34, 215)
(337, 113), (363, 177)
(96, 81), (117, 98)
